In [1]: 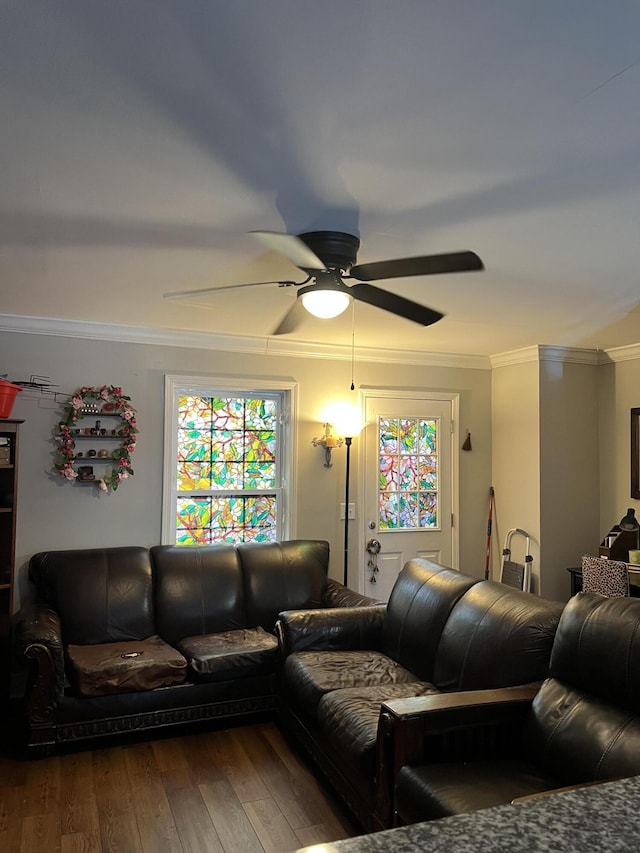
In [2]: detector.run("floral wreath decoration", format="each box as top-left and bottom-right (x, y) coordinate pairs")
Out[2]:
(54, 385), (138, 491)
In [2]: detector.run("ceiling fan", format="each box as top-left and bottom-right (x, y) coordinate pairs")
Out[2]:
(164, 230), (484, 335)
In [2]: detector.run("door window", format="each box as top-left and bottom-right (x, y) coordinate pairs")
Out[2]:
(378, 417), (439, 530)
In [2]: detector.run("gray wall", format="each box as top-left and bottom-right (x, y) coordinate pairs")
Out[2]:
(492, 352), (601, 601)
(539, 359), (600, 602)
(6, 328), (640, 612)
(1, 329), (492, 611)
(599, 353), (640, 543)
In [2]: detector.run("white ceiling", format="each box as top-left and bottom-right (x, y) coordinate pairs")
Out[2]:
(2, 1), (640, 358)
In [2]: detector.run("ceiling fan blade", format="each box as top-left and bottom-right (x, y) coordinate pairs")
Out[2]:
(350, 251), (483, 281)
(350, 283), (444, 327)
(163, 279), (298, 300)
(250, 230), (327, 272)
(272, 299), (307, 335)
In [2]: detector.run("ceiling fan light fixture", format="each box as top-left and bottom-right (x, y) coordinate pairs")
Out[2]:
(300, 286), (351, 319)
(168, 230), (482, 334)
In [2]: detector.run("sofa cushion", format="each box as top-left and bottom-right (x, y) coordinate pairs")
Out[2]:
(432, 581), (564, 691)
(239, 539), (329, 627)
(383, 559), (478, 682)
(178, 627), (279, 682)
(548, 592), (640, 712)
(317, 682), (441, 778)
(283, 650), (420, 715)
(394, 760), (556, 823)
(29, 547), (154, 645)
(66, 635), (187, 696)
(151, 545), (245, 646)
(523, 677), (640, 785)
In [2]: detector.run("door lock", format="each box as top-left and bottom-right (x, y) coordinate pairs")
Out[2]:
(366, 539), (381, 555)
(366, 539), (381, 583)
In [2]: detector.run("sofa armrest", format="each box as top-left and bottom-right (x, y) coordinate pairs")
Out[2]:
(382, 683), (539, 730)
(380, 683), (538, 772)
(371, 684), (538, 824)
(14, 603), (66, 701)
(276, 604), (386, 656)
(323, 578), (382, 608)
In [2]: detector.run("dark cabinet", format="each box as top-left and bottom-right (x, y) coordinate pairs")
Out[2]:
(0, 419), (22, 700)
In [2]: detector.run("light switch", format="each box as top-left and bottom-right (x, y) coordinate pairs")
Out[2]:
(339, 503), (356, 520)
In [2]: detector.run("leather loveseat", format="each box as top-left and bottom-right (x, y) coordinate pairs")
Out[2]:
(276, 558), (564, 831)
(392, 591), (640, 825)
(14, 539), (378, 751)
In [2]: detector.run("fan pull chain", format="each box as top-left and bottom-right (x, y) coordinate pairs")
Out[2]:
(350, 300), (356, 391)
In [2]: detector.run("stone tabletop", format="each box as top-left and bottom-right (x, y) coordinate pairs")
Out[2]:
(296, 775), (640, 853)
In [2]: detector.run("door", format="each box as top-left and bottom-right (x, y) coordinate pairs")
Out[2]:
(361, 391), (457, 601)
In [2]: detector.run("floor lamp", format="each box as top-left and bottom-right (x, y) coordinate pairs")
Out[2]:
(315, 412), (362, 589)
(340, 419), (363, 588)
(343, 435), (353, 587)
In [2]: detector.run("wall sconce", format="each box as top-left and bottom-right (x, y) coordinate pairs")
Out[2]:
(312, 423), (343, 468)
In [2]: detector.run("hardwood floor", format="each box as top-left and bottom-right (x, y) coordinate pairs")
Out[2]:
(0, 719), (359, 853)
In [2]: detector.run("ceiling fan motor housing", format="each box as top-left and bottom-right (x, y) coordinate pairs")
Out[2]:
(298, 231), (360, 272)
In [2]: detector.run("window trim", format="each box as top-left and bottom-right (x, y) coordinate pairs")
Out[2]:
(162, 374), (298, 545)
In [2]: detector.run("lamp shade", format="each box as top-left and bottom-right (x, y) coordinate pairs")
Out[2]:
(302, 290), (351, 320)
(327, 404), (364, 439)
(619, 508), (639, 530)
(301, 287), (351, 319)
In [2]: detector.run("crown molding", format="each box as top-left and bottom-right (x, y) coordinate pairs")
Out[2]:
(9, 313), (636, 369)
(600, 343), (640, 363)
(264, 336), (490, 369)
(0, 313), (491, 371)
(490, 345), (601, 369)
(490, 346), (542, 368)
(538, 346), (600, 365)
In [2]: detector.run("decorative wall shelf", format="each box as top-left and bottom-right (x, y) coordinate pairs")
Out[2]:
(53, 386), (138, 492)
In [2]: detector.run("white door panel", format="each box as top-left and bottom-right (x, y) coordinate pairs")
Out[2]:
(362, 391), (458, 602)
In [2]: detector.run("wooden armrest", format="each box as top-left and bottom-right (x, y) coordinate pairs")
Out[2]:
(382, 683), (539, 726)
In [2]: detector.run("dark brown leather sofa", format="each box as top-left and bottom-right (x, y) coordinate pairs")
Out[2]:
(276, 558), (564, 831)
(13, 539), (377, 751)
(392, 591), (640, 825)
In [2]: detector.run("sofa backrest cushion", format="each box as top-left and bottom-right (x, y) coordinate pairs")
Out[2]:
(548, 592), (640, 712)
(238, 540), (329, 628)
(432, 580), (563, 691)
(524, 678), (640, 785)
(29, 547), (154, 645)
(151, 545), (244, 646)
(382, 559), (478, 681)
(524, 593), (640, 784)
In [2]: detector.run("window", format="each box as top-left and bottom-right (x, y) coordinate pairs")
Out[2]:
(378, 417), (439, 529)
(163, 376), (296, 545)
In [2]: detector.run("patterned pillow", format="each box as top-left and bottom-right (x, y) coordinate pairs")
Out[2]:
(581, 555), (629, 598)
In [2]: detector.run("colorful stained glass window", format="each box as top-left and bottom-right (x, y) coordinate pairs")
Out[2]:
(378, 417), (438, 529)
(174, 395), (280, 545)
